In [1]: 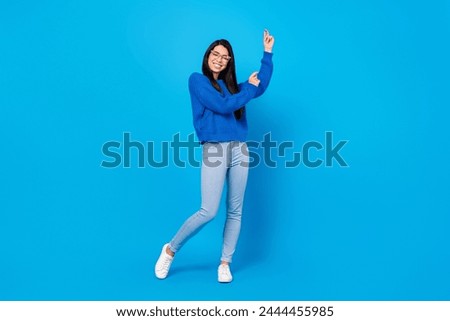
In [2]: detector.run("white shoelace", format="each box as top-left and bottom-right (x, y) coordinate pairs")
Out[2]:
(219, 265), (231, 277)
(160, 256), (172, 269)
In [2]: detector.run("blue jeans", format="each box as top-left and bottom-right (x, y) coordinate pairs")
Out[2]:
(169, 141), (249, 263)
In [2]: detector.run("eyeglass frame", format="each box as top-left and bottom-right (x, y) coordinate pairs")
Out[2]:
(210, 50), (232, 62)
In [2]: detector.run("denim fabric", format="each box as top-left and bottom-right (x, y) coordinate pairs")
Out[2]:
(169, 141), (249, 263)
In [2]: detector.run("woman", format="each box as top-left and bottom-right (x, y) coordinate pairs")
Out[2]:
(155, 29), (275, 283)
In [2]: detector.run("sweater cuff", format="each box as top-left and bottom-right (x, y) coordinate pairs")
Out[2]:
(263, 51), (273, 59)
(261, 51), (273, 65)
(246, 81), (259, 97)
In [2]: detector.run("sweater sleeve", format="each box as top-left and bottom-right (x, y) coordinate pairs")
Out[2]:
(239, 51), (274, 98)
(189, 73), (258, 115)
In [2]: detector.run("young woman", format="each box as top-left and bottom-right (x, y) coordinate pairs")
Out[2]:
(155, 30), (275, 283)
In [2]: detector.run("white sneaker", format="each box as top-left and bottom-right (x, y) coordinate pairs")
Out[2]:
(155, 243), (174, 279)
(218, 264), (233, 283)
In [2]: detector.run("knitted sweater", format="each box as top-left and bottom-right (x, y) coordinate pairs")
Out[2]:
(188, 51), (273, 143)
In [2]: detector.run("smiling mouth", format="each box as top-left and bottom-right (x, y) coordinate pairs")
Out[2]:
(213, 63), (223, 69)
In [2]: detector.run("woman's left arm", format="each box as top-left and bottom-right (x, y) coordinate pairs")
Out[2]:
(253, 51), (273, 98)
(239, 29), (275, 98)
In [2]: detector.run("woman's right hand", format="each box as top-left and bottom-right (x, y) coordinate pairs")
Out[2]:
(248, 71), (260, 87)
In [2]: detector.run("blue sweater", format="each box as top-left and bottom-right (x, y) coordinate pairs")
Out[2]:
(188, 51), (273, 143)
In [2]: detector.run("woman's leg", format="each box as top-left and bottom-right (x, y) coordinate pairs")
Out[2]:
(169, 143), (228, 253)
(221, 142), (249, 263)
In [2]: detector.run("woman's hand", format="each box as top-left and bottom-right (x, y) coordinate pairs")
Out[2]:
(248, 71), (260, 87)
(263, 29), (275, 53)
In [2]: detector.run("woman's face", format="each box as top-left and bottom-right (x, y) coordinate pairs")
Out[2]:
(208, 45), (231, 78)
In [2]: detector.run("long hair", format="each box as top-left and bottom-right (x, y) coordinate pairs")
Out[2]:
(201, 39), (245, 120)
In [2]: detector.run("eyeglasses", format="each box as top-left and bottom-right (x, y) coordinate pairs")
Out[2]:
(210, 50), (231, 62)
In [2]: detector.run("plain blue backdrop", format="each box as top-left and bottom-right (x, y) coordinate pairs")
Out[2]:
(1, 0), (449, 300)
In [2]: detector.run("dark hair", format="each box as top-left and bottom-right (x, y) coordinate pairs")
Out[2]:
(201, 39), (245, 120)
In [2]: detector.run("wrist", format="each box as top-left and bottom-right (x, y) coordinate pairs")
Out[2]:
(264, 48), (272, 53)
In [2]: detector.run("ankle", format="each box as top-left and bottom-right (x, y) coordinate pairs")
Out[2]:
(166, 246), (175, 257)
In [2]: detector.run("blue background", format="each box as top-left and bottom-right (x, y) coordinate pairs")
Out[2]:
(1, 0), (449, 300)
